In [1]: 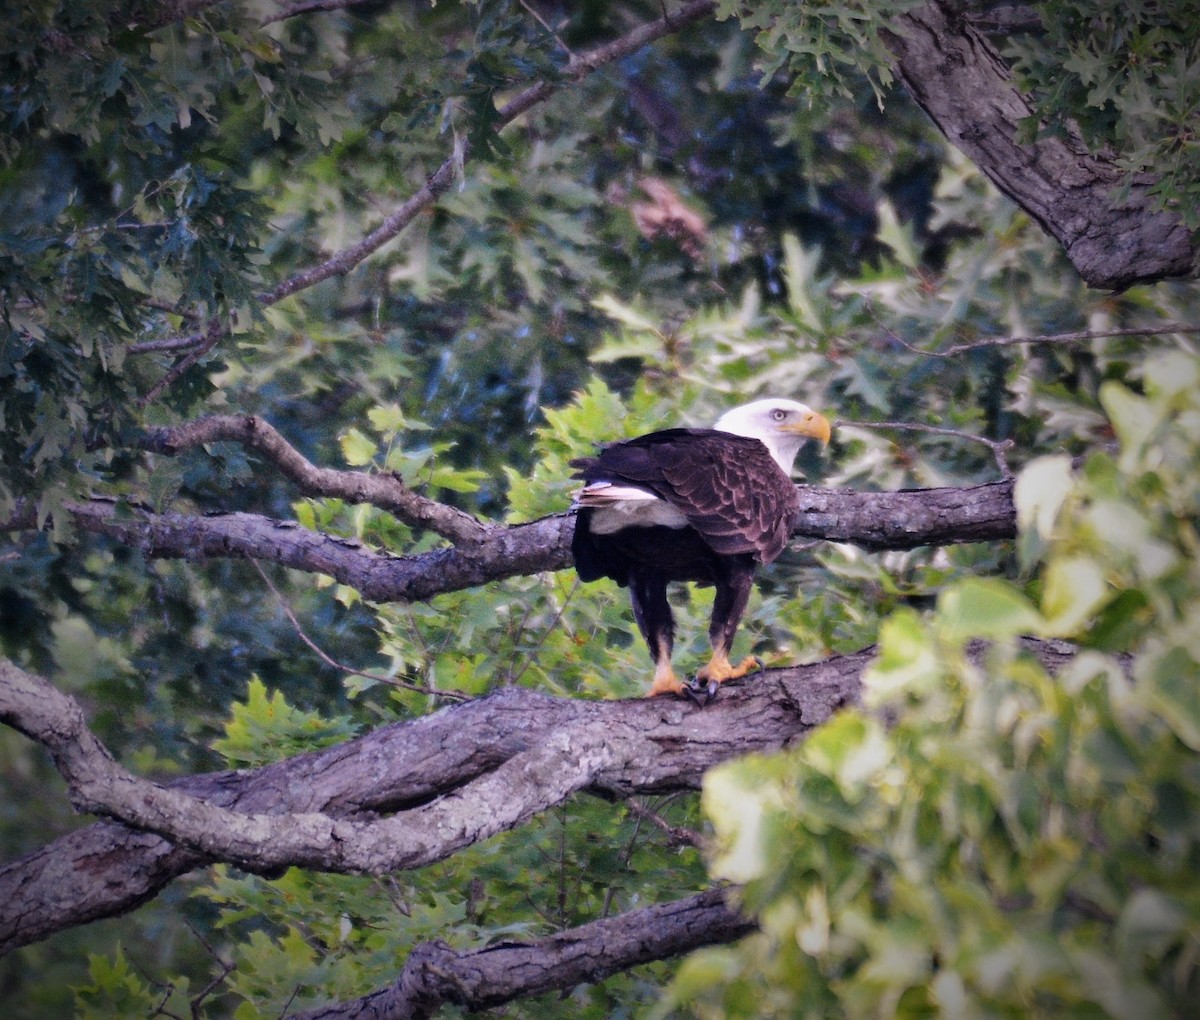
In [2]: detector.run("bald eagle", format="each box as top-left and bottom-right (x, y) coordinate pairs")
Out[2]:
(571, 399), (831, 700)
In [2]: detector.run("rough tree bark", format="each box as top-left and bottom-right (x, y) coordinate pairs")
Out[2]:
(885, 0), (1196, 290)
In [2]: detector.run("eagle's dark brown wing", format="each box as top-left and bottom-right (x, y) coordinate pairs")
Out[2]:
(571, 428), (799, 563)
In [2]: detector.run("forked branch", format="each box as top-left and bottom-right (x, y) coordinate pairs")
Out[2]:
(142, 415), (490, 545)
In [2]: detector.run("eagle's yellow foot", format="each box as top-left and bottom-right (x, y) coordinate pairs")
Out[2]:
(645, 661), (688, 698)
(696, 654), (762, 684)
(689, 654), (763, 705)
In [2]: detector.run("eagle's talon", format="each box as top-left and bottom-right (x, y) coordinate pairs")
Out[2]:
(679, 676), (718, 706)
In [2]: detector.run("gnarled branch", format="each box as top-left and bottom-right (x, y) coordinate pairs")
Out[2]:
(0, 640), (1087, 956)
(0, 649), (862, 955)
(141, 415), (490, 545)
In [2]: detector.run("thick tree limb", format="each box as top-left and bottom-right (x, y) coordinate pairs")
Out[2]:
(41, 500), (572, 602)
(790, 478), (1015, 550)
(1, 478), (1017, 602)
(885, 0), (1196, 290)
(293, 887), (753, 1020)
(0, 641), (1086, 956)
(0, 649), (866, 955)
(0, 659), (619, 875)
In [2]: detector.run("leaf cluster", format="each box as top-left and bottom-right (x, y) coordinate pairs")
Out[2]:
(676, 350), (1200, 1016)
(719, 0), (925, 106)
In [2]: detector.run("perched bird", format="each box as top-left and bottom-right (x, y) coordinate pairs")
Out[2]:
(571, 398), (831, 700)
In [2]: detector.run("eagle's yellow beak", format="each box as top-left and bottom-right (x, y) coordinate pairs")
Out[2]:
(784, 411), (831, 446)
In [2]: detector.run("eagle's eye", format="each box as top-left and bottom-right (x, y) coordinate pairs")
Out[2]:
(770, 408), (788, 421)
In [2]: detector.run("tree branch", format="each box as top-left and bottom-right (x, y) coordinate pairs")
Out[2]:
(261, 0), (375, 27)
(2, 476), (1016, 600)
(837, 419), (1015, 478)
(894, 322), (1200, 359)
(52, 500), (573, 602)
(0, 648), (865, 955)
(293, 887), (753, 1020)
(0, 641), (1086, 956)
(789, 478), (1015, 551)
(0, 658), (618, 876)
(884, 0), (1196, 290)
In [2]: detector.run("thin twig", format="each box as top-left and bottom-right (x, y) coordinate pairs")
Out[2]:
(183, 920), (236, 1020)
(518, 0), (576, 60)
(624, 796), (704, 849)
(250, 560), (471, 702)
(262, 0), (371, 26)
(138, 316), (224, 407)
(894, 322), (1200, 359)
(143, 296), (203, 322)
(837, 418), (1015, 478)
(130, 331), (211, 355)
(506, 577), (581, 687)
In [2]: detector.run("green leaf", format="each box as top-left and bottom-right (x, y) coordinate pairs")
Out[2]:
(339, 427), (377, 467)
(862, 608), (943, 703)
(1100, 382), (1160, 465)
(212, 676), (358, 767)
(782, 232), (825, 329)
(73, 945), (159, 1017)
(937, 578), (1043, 642)
(1139, 645), (1200, 751)
(591, 293), (663, 335)
(703, 756), (786, 883)
(875, 200), (919, 271)
(366, 403), (411, 436)
(1116, 888), (1187, 961)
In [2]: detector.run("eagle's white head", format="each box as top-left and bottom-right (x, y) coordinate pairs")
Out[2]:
(713, 398), (831, 474)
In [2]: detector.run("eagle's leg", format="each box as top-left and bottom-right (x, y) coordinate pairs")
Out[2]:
(630, 572), (686, 697)
(696, 559), (759, 688)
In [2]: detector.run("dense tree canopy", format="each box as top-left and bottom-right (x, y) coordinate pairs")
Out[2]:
(1, 0), (1198, 1016)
